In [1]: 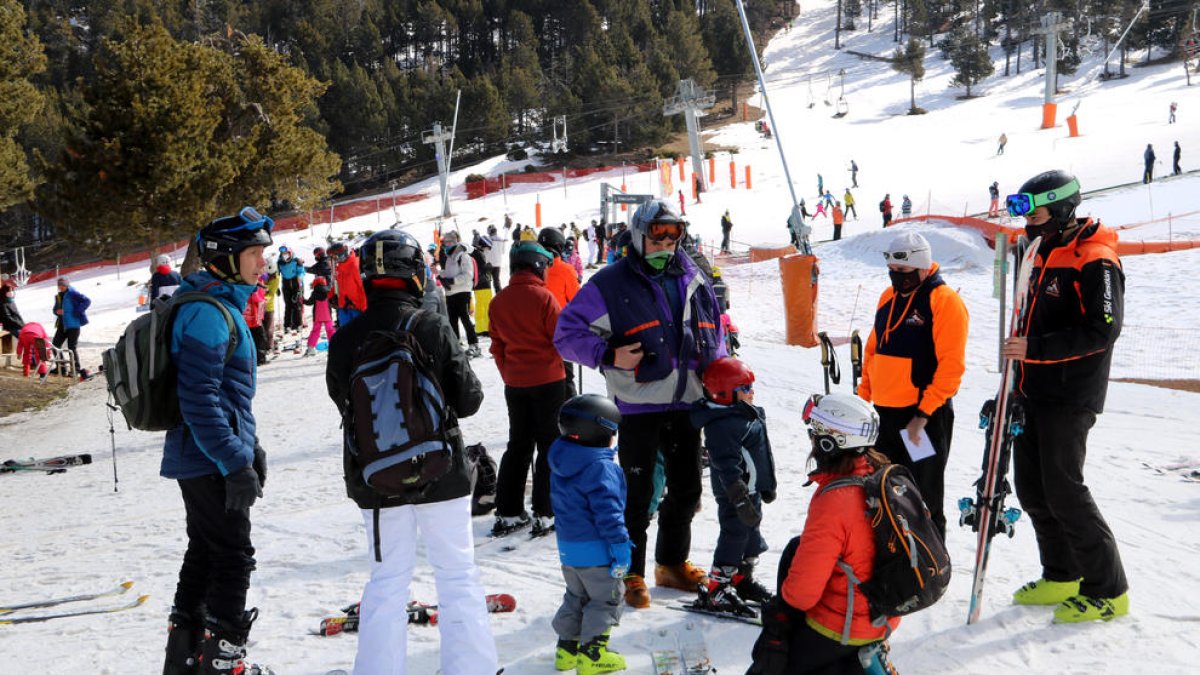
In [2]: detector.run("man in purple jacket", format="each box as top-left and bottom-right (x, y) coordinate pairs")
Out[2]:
(554, 199), (725, 609)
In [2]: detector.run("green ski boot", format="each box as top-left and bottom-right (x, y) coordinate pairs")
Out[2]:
(576, 631), (625, 674)
(555, 639), (579, 671)
(1053, 593), (1129, 623)
(1012, 578), (1080, 606)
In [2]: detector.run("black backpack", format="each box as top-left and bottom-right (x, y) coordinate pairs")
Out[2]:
(345, 311), (454, 496)
(879, 200), (886, 213)
(103, 290), (237, 432)
(821, 464), (951, 631)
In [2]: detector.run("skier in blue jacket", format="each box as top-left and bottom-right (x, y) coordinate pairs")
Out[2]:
(161, 207), (272, 675)
(51, 277), (90, 375)
(549, 393), (630, 675)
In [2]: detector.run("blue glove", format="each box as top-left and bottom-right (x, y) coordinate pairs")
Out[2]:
(608, 540), (633, 579)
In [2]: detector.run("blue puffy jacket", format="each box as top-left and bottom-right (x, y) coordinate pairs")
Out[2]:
(56, 287), (91, 330)
(160, 271), (258, 480)
(278, 257), (306, 281)
(548, 437), (629, 568)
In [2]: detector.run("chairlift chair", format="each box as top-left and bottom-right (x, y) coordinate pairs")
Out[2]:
(834, 96), (849, 118)
(807, 74), (815, 109)
(823, 73), (834, 106)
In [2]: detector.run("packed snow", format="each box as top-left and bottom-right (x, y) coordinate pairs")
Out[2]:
(3, 1), (1199, 672)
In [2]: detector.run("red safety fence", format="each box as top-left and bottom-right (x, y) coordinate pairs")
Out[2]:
(465, 162), (659, 200)
(25, 192), (430, 285)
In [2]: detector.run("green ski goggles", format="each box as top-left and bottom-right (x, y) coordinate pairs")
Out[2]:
(1005, 178), (1080, 217)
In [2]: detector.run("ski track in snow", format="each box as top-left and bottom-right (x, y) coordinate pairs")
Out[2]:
(4, 1), (1200, 672)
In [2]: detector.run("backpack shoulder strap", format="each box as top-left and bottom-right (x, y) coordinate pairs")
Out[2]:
(172, 292), (239, 363)
(817, 475), (865, 497)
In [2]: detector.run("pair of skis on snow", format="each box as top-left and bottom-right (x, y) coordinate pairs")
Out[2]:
(1, 452), (92, 475)
(315, 593), (516, 636)
(0, 580), (147, 624)
(650, 621), (717, 674)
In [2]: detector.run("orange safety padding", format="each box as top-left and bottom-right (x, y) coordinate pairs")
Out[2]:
(709, 157), (716, 183)
(1042, 102), (1057, 129)
(729, 160), (737, 188)
(779, 253), (820, 348)
(535, 199), (542, 228)
(748, 245), (798, 263)
(1066, 114), (1079, 137)
(677, 156), (685, 181)
(745, 165), (752, 190)
(1116, 239), (1200, 255)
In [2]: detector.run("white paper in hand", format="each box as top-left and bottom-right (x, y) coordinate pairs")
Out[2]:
(902, 428), (937, 462)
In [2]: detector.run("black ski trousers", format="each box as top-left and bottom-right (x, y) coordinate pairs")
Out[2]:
(618, 410), (702, 577)
(282, 277), (303, 331)
(1013, 401), (1128, 598)
(784, 617), (869, 674)
(873, 401), (954, 538)
(446, 293), (478, 345)
(51, 326), (81, 372)
(173, 475), (256, 625)
(497, 381), (566, 518)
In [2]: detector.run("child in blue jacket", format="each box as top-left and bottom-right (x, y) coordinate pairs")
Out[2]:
(549, 394), (631, 675)
(690, 357), (778, 614)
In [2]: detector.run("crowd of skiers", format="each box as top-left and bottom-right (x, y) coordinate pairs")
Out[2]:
(2, 273), (92, 379)
(15, 165), (1112, 675)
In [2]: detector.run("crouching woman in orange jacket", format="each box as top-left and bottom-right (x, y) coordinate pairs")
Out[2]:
(751, 394), (899, 675)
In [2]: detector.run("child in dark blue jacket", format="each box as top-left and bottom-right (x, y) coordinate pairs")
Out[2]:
(549, 394), (630, 675)
(690, 357), (778, 614)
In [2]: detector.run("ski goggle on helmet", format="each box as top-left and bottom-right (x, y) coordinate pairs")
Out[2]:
(802, 393), (879, 455)
(1005, 178), (1080, 217)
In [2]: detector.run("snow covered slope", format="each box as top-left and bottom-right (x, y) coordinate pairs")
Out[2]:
(3, 1), (1199, 672)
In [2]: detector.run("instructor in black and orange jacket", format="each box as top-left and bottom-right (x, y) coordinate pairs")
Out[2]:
(858, 231), (969, 537)
(1001, 170), (1129, 623)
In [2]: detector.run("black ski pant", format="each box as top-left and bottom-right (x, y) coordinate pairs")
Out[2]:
(173, 475), (256, 625)
(833, 223), (843, 241)
(563, 360), (577, 398)
(1013, 400), (1128, 599)
(1143, 163), (1154, 184)
(51, 326), (81, 373)
(489, 264), (502, 294)
(711, 473), (767, 568)
(497, 380), (566, 518)
(618, 410), (702, 578)
(784, 616), (871, 674)
(720, 229), (731, 253)
(845, 203), (857, 219)
(446, 293), (478, 346)
(282, 278), (303, 331)
(249, 326), (267, 365)
(873, 401), (954, 538)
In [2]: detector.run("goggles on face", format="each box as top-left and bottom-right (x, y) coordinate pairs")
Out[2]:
(734, 384), (754, 394)
(882, 249), (926, 263)
(647, 221), (684, 242)
(1005, 178), (1080, 217)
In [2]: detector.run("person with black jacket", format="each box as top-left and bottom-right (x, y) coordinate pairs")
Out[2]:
(1, 281), (24, 335)
(325, 230), (497, 674)
(305, 246), (333, 288)
(1002, 170), (1129, 623)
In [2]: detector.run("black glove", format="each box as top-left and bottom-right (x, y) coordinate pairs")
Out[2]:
(727, 480), (762, 528)
(761, 489), (776, 504)
(224, 466), (262, 511)
(253, 442), (267, 489)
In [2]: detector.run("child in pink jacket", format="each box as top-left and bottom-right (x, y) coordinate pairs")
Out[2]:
(304, 276), (335, 356)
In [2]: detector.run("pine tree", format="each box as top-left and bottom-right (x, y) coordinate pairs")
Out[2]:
(0, 0), (47, 211)
(37, 21), (339, 253)
(701, 0), (754, 110)
(950, 28), (995, 97)
(893, 37), (927, 114)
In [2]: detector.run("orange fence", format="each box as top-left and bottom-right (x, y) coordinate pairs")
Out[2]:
(466, 162), (658, 200)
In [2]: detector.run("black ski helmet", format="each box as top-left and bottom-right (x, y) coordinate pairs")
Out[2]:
(1017, 170), (1082, 231)
(558, 394), (621, 447)
(509, 241), (555, 276)
(358, 230), (426, 294)
(537, 227), (566, 256)
(197, 207), (274, 282)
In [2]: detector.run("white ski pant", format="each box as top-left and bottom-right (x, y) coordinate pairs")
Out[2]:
(353, 497), (498, 675)
(586, 239), (597, 264)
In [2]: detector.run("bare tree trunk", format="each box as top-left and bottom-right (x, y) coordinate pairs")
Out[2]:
(181, 237), (202, 277)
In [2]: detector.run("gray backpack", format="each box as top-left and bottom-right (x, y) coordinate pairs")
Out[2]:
(103, 291), (236, 431)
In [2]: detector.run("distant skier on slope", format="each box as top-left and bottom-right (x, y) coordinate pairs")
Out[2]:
(1001, 170), (1130, 623)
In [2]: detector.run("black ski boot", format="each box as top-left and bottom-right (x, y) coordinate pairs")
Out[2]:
(735, 557), (774, 606)
(163, 606), (205, 675)
(200, 608), (275, 675)
(697, 566), (756, 618)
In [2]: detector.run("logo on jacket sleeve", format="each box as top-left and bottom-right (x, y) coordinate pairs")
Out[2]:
(904, 309), (927, 327)
(1045, 277), (1062, 298)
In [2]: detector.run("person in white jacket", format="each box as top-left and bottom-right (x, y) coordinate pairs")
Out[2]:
(485, 225), (506, 292)
(439, 230), (481, 357)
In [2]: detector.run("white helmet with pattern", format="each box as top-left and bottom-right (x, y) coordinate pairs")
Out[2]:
(803, 394), (880, 456)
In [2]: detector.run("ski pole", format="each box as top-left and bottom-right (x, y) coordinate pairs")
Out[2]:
(818, 331), (832, 394)
(106, 397), (120, 492)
